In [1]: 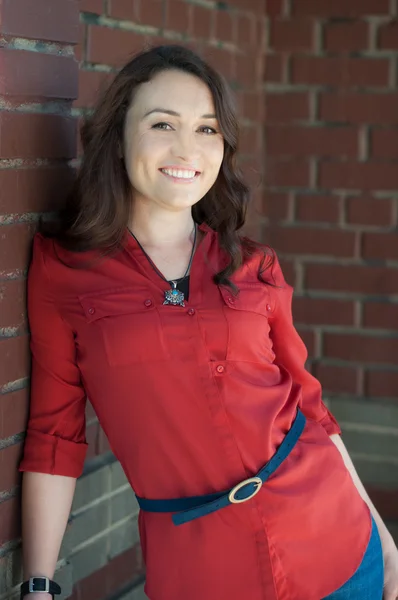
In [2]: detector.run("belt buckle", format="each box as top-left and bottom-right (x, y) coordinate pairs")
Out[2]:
(228, 476), (262, 504)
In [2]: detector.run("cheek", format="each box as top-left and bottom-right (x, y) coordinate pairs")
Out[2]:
(204, 140), (224, 176)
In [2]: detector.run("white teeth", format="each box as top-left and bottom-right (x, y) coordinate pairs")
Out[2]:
(161, 168), (197, 179)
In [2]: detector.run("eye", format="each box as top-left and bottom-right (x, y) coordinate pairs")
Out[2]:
(152, 122), (173, 130)
(198, 126), (218, 135)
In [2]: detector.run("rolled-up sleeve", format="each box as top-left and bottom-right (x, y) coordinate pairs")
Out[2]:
(269, 253), (341, 436)
(19, 234), (88, 477)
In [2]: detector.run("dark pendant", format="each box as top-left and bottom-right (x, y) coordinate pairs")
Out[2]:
(163, 280), (185, 307)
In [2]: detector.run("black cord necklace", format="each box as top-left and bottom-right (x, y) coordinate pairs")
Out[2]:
(128, 224), (197, 307)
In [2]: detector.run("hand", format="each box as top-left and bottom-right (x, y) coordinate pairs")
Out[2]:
(383, 542), (398, 599)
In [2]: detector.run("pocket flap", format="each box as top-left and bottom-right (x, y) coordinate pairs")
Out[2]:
(79, 287), (156, 323)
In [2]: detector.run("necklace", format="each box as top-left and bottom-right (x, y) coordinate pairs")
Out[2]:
(129, 224), (197, 307)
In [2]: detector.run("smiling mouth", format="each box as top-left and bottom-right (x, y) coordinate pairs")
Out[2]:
(159, 168), (200, 181)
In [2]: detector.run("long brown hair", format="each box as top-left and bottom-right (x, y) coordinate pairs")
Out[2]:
(46, 44), (271, 287)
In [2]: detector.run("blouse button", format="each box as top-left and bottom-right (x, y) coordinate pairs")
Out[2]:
(266, 304), (272, 312)
(88, 307), (95, 315)
(216, 365), (225, 374)
(144, 299), (152, 307)
(188, 308), (195, 316)
(227, 296), (235, 304)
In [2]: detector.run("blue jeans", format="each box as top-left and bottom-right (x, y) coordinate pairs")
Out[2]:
(323, 517), (384, 599)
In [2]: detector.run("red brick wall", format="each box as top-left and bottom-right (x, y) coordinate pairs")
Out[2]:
(264, 0), (398, 527)
(0, 1), (266, 599)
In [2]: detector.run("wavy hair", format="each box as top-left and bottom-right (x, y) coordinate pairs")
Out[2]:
(46, 44), (271, 288)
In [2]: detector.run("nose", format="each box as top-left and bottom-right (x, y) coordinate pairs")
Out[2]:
(172, 130), (200, 163)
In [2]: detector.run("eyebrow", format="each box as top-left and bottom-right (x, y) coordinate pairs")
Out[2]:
(142, 108), (217, 119)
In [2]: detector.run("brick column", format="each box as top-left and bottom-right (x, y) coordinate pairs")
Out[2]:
(0, 1), (79, 597)
(264, 0), (398, 539)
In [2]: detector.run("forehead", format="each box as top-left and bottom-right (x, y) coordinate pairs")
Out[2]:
(128, 69), (216, 118)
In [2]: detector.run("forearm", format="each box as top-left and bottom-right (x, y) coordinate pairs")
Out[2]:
(22, 472), (76, 580)
(330, 433), (396, 552)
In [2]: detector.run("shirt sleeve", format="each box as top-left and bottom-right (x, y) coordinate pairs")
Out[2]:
(19, 234), (88, 477)
(268, 252), (341, 436)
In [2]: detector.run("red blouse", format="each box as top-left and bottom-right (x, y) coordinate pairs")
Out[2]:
(20, 224), (371, 600)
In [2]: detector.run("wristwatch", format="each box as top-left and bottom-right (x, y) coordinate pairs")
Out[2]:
(20, 577), (61, 598)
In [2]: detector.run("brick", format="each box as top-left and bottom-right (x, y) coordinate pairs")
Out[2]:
(362, 232), (398, 261)
(87, 26), (144, 67)
(237, 14), (256, 49)
(139, 0), (164, 28)
(367, 489), (398, 520)
(109, 517), (140, 559)
(0, 280), (26, 329)
(75, 23), (86, 62)
(191, 5), (212, 39)
(292, 0), (390, 18)
(269, 19), (314, 52)
(110, 489), (137, 524)
(0, 223), (37, 278)
(0, 497), (20, 545)
(215, 10), (234, 43)
(330, 397), (398, 427)
(81, 0), (103, 13)
(108, 0), (139, 21)
(204, 47), (233, 79)
(343, 428), (398, 459)
(266, 0), (284, 17)
(0, 113), (77, 160)
(74, 69), (112, 109)
(165, 0), (191, 33)
(291, 56), (390, 87)
(0, 388), (30, 439)
(363, 302), (398, 331)
(236, 53), (260, 87)
(296, 328), (315, 357)
(346, 196), (393, 227)
(265, 92), (309, 123)
(0, 443), (23, 492)
(266, 125), (358, 157)
(264, 54), (284, 82)
(65, 501), (109, 550)
(0, 0), (79, 43)
(266, 159), (310, 187)
(270, 226), (355, 257)
(263, 192), (290, 220)
(305, 263), (398, 295)
(313, 363), (358, 394)
(379, 21), (398, 50)
(324, 332), (398, 365)
(70, 544), (143, 600)
(0, 167), (75, 215)
(319, 93), (398, 125)
(240, 126), (261, 154)
(324, 21), (369, 53)
(296, 194), (340, 223)
(0, 336), (30, 388)
(226, 0), (262, 11)
(371, 129), (398, 160)
(239, 91), (263, 122)
(293, 296), (354, 326)
(366, 370), (398, 397)
(319, 161), (398, 191)
(0, 49), (78, 99)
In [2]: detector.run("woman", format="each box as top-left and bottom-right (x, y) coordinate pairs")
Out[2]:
(19, 45), (398, 600)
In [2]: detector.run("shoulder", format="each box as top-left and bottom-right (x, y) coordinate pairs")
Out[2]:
(239, 238), (288, 288)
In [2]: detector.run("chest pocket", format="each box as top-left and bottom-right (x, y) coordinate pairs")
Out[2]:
(79, 287), (170, 366)
(219, 283), (276, 364)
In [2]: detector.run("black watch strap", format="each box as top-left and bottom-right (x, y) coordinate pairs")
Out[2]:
(20, 577), (61, 598)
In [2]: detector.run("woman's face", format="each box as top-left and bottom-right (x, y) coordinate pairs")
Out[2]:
(123, 69), (225, 212)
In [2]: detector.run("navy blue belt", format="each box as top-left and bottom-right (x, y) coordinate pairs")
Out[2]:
(136, 409), (306, 526)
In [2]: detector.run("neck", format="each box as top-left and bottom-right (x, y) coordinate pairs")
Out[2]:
(129, 200), (195, 247)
